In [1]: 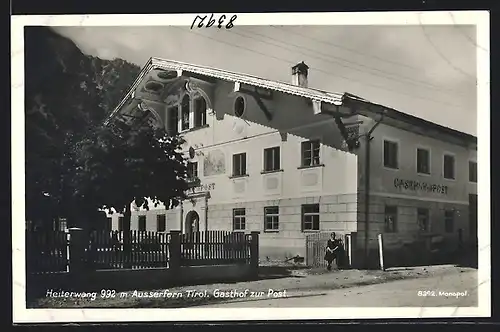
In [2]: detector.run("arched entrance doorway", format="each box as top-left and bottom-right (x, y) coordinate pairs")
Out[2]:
(185, 210), (200, 234)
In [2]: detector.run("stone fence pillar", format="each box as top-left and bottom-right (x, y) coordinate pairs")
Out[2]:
(169, 230), (181, 271)
(68, 227), (87, 274)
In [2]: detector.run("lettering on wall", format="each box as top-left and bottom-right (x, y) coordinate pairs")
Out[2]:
(393, 178), (448, 195)
(191, 183), (215, 193)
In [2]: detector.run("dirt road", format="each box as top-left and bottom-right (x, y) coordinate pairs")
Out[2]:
(200, 270), (478, 308)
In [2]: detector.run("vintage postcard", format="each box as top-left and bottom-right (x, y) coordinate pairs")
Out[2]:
(11, 11), (490, 323)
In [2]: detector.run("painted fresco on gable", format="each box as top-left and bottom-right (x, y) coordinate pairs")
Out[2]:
(203, 149), (226, 176)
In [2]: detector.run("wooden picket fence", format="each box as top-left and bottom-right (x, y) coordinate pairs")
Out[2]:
(88, 230), (169, 270)
(26, 230), (69, 274)
(180, 231), (251, 266)
(26, 229), (253, 274)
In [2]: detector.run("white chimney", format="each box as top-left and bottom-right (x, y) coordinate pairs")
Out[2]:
(292, 61), (309, 88)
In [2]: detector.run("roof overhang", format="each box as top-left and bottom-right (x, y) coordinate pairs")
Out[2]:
(105, 58), (477, 151)
(340, 93), (477, 150)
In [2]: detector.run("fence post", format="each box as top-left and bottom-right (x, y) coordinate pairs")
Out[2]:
(345, 234), (351, 269)
(169, 231), (181, 271)
(350, 232), (357, 269)
(458, 228), (463, 253)
(249, 231), (260, 277)
(68, 227), (87, 274)
(377, 233), (385, 271)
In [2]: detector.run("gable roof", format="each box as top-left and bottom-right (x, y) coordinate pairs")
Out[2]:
(107, 57), (477, 147)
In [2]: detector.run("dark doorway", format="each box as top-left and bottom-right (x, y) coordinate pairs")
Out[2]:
(185, 210), (200, 234)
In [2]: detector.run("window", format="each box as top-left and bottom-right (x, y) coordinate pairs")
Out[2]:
(106, 217), (112, 230)
(181, 95), (190, 131)
(384, 206), (398, 233)
(157, 214), (166, 232)
(443, 154), (455, 179)
(187, 161), (198, 180)
(416, 148), (430, 174)
(232, 153), (247, 176)
(301, 140), (320, 167)
(263, 147), (280, 172)
(469, 161), (477, 183)
(58, 218), (67, 231)
(264, 206), (279, 231)
(194, 97), (207, 127)
(167, 106), (178, 134)
(118, 217), (124, 231)
(233, 208), (246, 231)
(383, 140), (399, 169)
(417, 208), (430, 232)
(138, 215), (146, 231)
(234, 96), (246, 117)
(444, 210), (454, 233)
(302, 204), (320, 231)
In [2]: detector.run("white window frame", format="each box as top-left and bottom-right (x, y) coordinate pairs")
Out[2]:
(178, 93), (191, 132)
(301, 204), (320, 232)
(233, 208), (246, 231)
(232, 152), (247, 177)
(193, 95), (207, 128)
(442, 152), (456, 181)
(382, 137), (400, 171)
(263, 146), (281, 172)
(415, 145), (431, 176)
(300, 139), (322, 167)
(264, 206), (280, 231)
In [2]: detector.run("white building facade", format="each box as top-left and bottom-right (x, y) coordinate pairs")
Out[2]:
(106, 58), (477, 263)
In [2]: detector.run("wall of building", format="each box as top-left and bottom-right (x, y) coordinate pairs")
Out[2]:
(109, 79), (360, 261)
(356, 117), (477, 255)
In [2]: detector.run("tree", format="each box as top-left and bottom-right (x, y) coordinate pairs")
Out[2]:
(25, 26), (189, 235)
(25, 27), (104, 227)
(72, 119), (189, 255)
(24, 26), (141, 228)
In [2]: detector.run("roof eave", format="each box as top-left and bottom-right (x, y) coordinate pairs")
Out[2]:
(341, 94), (477, 147)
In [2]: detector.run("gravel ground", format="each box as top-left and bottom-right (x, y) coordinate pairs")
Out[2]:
(28, 264), (474, 308)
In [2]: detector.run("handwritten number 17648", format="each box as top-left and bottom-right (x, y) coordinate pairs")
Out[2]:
(191, 14), (237, 29)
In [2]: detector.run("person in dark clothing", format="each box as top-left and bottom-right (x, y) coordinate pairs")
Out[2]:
(324, 232), (340, 271)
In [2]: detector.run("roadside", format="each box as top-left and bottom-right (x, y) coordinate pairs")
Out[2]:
(29, 264), (476, 308)
(199, 269), (479, 308)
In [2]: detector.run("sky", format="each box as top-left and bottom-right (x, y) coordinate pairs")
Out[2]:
(54, 24), (478, 136)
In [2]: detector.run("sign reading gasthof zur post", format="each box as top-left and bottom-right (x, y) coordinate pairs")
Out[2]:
(393, 178), (448, 195)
